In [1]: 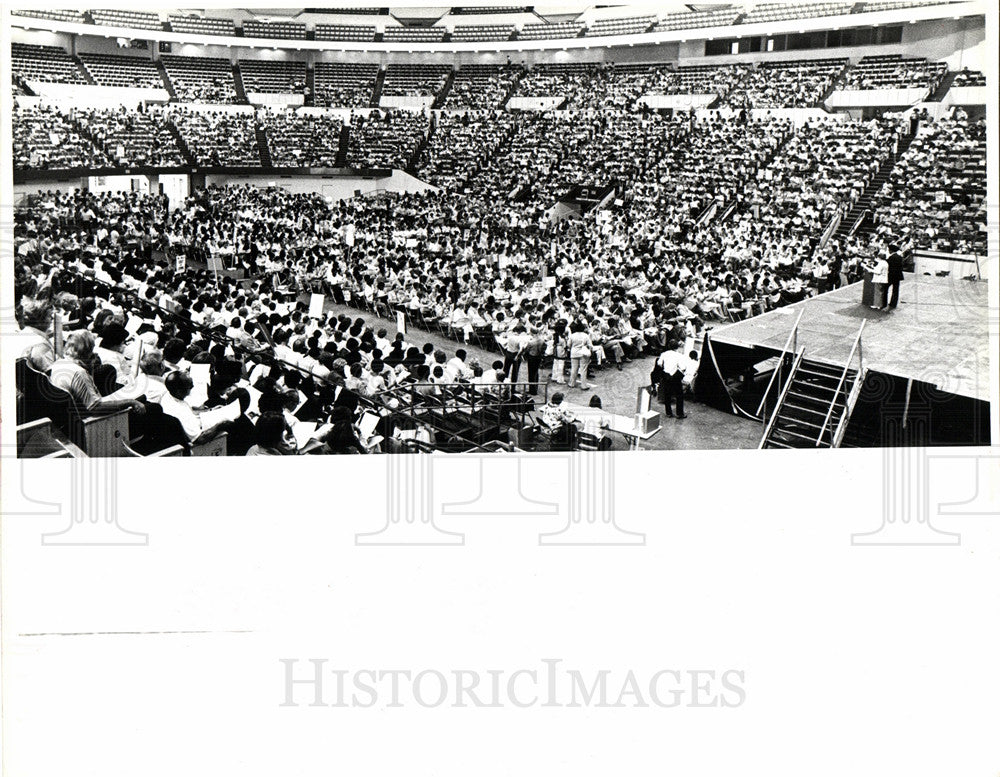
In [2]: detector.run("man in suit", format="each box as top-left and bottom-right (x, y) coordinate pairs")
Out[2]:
(887, 241), (904, 310)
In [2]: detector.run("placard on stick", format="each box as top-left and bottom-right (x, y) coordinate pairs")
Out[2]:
(396, 310), (407, 336)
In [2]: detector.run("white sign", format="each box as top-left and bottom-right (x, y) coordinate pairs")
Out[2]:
(396, 310), (407, 336)
(308, 293), (325, 319)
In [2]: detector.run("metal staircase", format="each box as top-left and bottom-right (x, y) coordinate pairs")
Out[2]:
(833, 132), (915, 242)
(760, 320), (867, 449)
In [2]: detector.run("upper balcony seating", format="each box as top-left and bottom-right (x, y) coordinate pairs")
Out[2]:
(382, 26), (448, 42)
(652, 9), (740, 31)
(450, 24), (515, 41)
(517, 20), (584, 40)
(381, 64), (452, 97)
(314, 23), (377, 41)
(11, 43), (87, 85)
(742, 2), (854, 24)
(161, 55), (238, 104)
(242, 19), (307, 40)
(91, 9), (163, 30)
(584, 15), (655, 37)
(78, 53), (164, 90)
(314, 62), (379, 108)
(168, 14), (235, 36)
(238, 59), (307, 94)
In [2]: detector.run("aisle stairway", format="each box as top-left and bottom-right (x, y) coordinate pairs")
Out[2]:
(336, 124), (350, 167)
(304, 66), (315, 107)
(233, 64), (249, 104)
(927, 70), (956, 102)
(255, 126), (273, 168)
(761, 356), (862, 449)
(165, 122), (196, 166)
(156, 59), (177, 99)
(369, 67), (386, 108)
(833, 132), (915, 241)
(431, 68), (456, 109)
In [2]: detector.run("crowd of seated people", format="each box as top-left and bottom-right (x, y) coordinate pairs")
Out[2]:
(345, 110), (429, 169)
(12, 103), (110, 170)
(843, 55), (947, 91)
(313, 62), (378, 108)
(75, 105), (186, 167)
(871, 111), (987, 255)
(723, 59), (846, 109)
(160, 55), (238, 104)
(167, 107), (261, 167)
(952, 68), (986, 87)
(444, 65), (523, 110)
(258, 110), (344, 168)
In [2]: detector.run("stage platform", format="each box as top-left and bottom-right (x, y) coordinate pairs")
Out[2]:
(709, 276), (991, 402)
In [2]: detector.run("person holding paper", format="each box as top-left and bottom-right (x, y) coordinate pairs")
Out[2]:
(158, 371), (237, 444)
(49, 330), (145, 415)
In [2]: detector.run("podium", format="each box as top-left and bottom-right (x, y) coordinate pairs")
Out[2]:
(861, 270), (875, 306)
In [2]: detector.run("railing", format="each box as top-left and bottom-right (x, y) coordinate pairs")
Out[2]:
(755, 308), (804, 422)
(816, 319), (865, 446)
(818, 209), (843, 249)
(758, 346), (805, 449)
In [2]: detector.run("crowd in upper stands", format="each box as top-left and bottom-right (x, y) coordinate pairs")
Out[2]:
(871, 112), (987, 255)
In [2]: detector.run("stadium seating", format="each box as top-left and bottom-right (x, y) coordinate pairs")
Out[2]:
(383, 26), (448, 42)
(168, 108), (261, 166)
(238, 59), (307, 94)
(873, 118), (987, 255)
(11, 9), (85, 23)
(652, 9), (740, 31)
(75, 106), (185, 167)
(517, 21), (584, 40)
(313, 62), (379, 108)
(314, 23), (377, 42)
(168, 14), (235, 36)
(724, 59), (847, 109)
(260, 111), (344, 168)
(742, 2), (853, 24)
(444, 65), (523, 109)
(953, 69), (986, 87)
(585, 15), (655, 37)
(381, 64), (452, 97)
(161, 55), (238, 103)
(242, 19), (307, 39)
(346, 110), (429, 169)
(843, 54), (947, 90)
(13, 104), (109, 170)
(78, 53), (164, 90)
(11, 43), (88, 85)
(90, 9), (163, 30)
(450, 24), (515, 41)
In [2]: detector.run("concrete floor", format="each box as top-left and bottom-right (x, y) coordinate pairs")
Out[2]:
(323, 300), (763, 451)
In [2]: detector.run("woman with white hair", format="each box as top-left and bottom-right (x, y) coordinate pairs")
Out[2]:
(48, 330), (143, 414)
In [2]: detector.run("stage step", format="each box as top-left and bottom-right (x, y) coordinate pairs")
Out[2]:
(761, 357), (860, 449)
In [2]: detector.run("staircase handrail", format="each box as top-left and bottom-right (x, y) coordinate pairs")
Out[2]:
(755, 308), (804, 419)
(832, 366), (867, 448)
(758, 346), (805, 449)
(816, 319), (865, 446)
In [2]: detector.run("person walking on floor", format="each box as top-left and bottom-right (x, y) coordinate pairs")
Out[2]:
(656, 341), (687, 418)
(567, 321), (594, 391)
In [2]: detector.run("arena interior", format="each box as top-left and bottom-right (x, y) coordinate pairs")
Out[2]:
(9, 2), (992, 457)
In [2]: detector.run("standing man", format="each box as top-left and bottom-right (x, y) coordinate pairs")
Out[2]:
(657, 341), (687, 419)
(887, 241), (904, 310)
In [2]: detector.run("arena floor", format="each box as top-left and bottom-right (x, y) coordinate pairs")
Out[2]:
(318, 299), (763, 452)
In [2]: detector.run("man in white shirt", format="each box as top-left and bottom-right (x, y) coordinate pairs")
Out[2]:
(656, 342), (688, 419)
(158, 371), (233, 444)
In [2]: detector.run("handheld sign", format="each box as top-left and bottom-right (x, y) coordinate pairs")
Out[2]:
(396, 310), (407, 336)
(53, 312), (64, 358)
(175, 253), (186, 274)
(308, 293), (325, 319)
